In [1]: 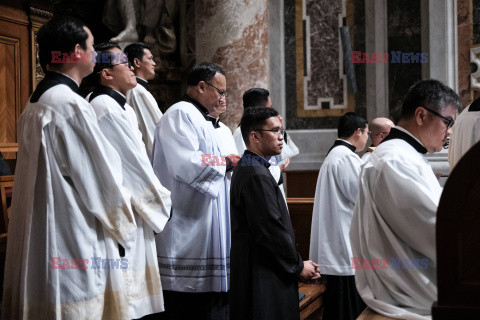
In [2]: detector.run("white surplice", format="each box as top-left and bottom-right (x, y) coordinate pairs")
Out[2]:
(88, 88), (171, 319)
(350, 127), (441, 320)
(151, 100), (231, 292)
(448, 104), (480, 170)
(2, 72), (138, 320)
(126, 79), (163, 158)
(233, 126), (290, 199)
(309, 140), (362, 276)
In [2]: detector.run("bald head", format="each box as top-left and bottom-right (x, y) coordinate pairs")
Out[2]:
(369, 117), (394, 146)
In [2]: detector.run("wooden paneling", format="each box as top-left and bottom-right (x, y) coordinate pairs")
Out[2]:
(286, 170), (319, 198)
(288, 197), (314, 260)
(0, 4), (31, 152)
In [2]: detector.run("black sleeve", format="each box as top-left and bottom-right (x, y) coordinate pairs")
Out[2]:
(241, 174), (303, 277)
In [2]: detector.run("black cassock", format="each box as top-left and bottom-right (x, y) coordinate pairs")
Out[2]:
(230, 150), (304, 320)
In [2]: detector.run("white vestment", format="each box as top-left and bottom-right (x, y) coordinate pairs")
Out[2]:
(233, 126), (292, 199)
(2, 72), (138, 319)
(88, 88), (171, 319)
(361, 151), (372, 162)
(152, 99), (231, 292)
(350, 127), (441, 320)
(448, 104), (480, 170)
(126, 79), (163, 158)
(309, 140), (362, 276)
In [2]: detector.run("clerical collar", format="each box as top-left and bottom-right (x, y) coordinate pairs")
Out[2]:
(30, 71), (80, 103)
(136, 77), (149, 90)
(380, 127), (427, 154)
(468, 97), (480, 112)
(182, 95), (220, 128)
(327, 139), (356, 155)
(89, 85), (126, 110)
(241, 150), (271, 168)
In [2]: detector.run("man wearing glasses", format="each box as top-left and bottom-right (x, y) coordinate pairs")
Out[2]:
(310, 112), (368, 320)
(88, 42), (172, 319)
(152, 62), (240, 320)
(361, 117), (394, 161)
(230, 107), (320, 320)
(350, 79), (461, 319)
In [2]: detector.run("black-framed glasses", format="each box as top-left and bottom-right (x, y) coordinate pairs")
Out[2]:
(110, 61), (132, 69)
(204, 81), (227, 98)
(256, 128), (285, 136)
(422, 106), (454, 129)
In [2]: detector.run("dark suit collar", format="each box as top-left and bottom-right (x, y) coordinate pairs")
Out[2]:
(380, 127), (427, 154)
(327, 139), (356, 155)
(241, 150), (271, 168)
(136, 77), (149, 90)
(30, 71), (79, 103)
(89, 85), (126, 110)
(182, 94), (220, 128)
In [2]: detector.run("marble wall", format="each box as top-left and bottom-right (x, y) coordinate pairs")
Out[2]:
(284, 0), (366, 130)
(387, 0), (422, 116)
(196, 0), (270, 130)
(457, 0), (473, 107)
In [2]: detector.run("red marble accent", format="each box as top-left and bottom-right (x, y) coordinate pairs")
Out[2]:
(212, 12), (269, 130)
(306, 0), (344, 107)
(457, 0), (473, 108)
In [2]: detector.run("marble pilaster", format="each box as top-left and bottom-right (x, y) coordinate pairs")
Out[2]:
(195, 0), (270, 130)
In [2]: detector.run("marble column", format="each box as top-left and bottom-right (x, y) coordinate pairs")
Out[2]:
(421, 0), (458, 91)
(365, 0), (389, 121)
(195, 0), (270, 130)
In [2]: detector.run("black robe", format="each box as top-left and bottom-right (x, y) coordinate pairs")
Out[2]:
(230, 150), (304, 320)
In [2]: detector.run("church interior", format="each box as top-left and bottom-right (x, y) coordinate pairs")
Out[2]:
(0, 0), (479, 319)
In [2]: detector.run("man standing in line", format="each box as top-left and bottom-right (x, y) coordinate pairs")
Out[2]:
(152, 62), (240, 320)
(124, 42), (163, 158)
(448, 96), (480, 170)
(362, 117), (394, 161)
(2, 17), (138, 319)
(350, 80), (460, 319)
(230, 107), (320, 320)
(88, 42), (172, 319)
(310, 112), (369, 320)
(233, 88), (298, 199)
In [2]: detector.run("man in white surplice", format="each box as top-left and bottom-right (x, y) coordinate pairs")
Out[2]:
(448, 96), (480, 170)
(125, 42), (163, 158)
(233, 88), (298, 199)
(350, 80), (461, 320)
(152, 62), (240, 320)
(309, 112), (369, 320)
(2, 18), (138, 319)
(87, 43), (172, 319)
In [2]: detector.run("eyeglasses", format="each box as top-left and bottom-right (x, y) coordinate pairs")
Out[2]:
(97, 61), (132, 74)
(110, 61), (132, 69)
(422, 106), (454, 129)
(256, 128), (285, 136)
(204, 81), (227, 98)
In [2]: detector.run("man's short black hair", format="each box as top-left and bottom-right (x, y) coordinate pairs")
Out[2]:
(92, 42), (122, 83)
(240, 107), (279, 146)
(338, 112), (368, 139)
(37, 16), (89, 73)
(124, 42), (150, 66)
(400, 79), (461, 119)
(187, 62), (225, 86)
(243, 88), (270, 109)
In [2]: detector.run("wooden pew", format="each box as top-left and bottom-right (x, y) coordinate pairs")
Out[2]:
(356, 308), (396, 320)
(299, 282), (326, 320)
(432, 140), (480, 319)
